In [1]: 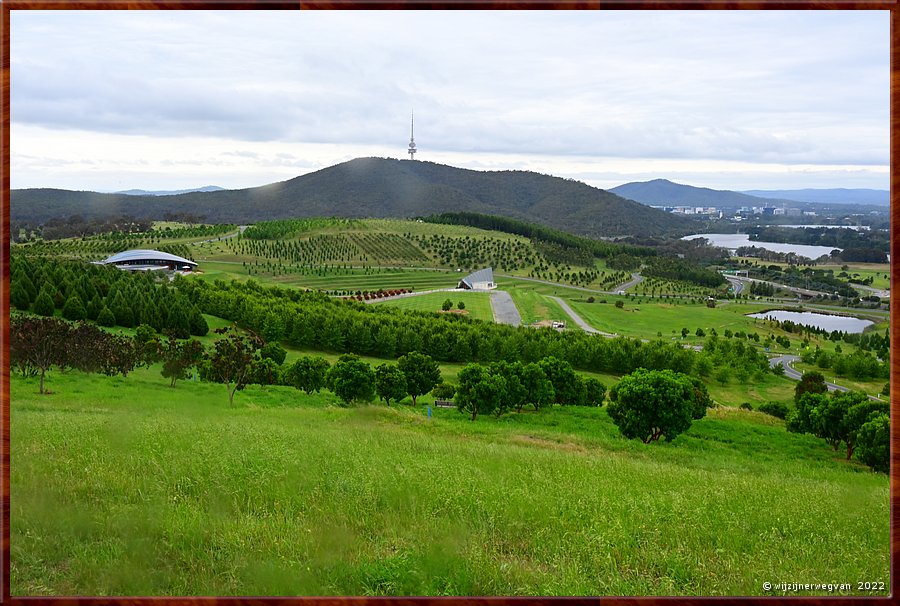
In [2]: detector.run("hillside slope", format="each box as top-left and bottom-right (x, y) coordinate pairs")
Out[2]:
(12, 158), (698, 238)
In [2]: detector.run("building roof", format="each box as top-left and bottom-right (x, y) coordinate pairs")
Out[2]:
(100, 249), (197, 267)
(460, 267), (494, 287)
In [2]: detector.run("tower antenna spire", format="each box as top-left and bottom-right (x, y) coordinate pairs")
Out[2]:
(408, 110), (417, 160)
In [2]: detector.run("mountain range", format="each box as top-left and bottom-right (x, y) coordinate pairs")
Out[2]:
(114, 186), (226, 196)
(11, 158), (699, 239)
(610, 179), (793, 208)
(740, 188), (889, 206)
(610, 179), (889, 209)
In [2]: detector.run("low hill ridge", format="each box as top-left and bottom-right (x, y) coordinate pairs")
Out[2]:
(12, 157), (697, 238)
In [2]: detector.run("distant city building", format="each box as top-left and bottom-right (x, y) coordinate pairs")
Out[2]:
(97, 249), (198, 272)
(458, 267), (495, 290)
(762, 207), (777, 216)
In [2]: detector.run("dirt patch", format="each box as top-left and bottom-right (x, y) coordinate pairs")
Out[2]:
(439, 309), (470, 315)
(508, 434), (589, 453)
(531, 320), (554, 328)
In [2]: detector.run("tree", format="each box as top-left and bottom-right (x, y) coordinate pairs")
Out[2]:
(201, 326), (264, 406)
(489, 360), (526, 415)
(520, 362), (554, 412)
(10, 315), (72, 394)
(375, 363), (407, 406)
(809, 391), (863, 452)
(457, 301), (466, 310)
(10, 282), (32, 311)
(431, 382), (456, 400)
(538, 356), (577, 405)
(795, 371), (828, 403)
(695, 327), (705, 337)
(786, 392), (827, 435)
(96, 306), (116, 327)
(688, 377), (711, 419)
(441, 298), (453, 311)
(837, 396), (888, 460)
(32, 290), (56, 317)
(260, 342), (287, 365)
(681, 327), (689, 338)
(575, 376), (607, 407)
(326, 354), (375, 405)
(398, 351), (441, 406)
(61, 294), (86, 321)
(159, 336), (204, 387)
(606, 368), (698, 443)
(283, 356), (330, 394)
(855, 413), (889, 473)
(455, 363), (506, 421)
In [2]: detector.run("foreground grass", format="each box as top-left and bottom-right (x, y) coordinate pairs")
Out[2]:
(11, 368), (888, 596)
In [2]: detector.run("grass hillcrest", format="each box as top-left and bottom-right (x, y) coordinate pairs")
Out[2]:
(11, 157), (698, 239)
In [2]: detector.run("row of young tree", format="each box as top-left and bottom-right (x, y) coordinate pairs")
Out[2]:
(10, 256), (209, 338)
(787, 372), (889, 473)
(177, 277), (780, 384)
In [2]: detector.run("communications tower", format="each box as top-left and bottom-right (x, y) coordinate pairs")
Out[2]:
(408, 111), (417, 160)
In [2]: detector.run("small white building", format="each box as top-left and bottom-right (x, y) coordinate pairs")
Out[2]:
(458, 267), (496, 290)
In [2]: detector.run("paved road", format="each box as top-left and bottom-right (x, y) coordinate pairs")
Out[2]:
(550, 296), (616, 336)
(726, 275), (830, 298)
(851, 283), (890, 298)
(490, 290), (522, 326)
(612, 273), (644, 294)
(769, 354), (885, 402)
(725, 276), (745, 295)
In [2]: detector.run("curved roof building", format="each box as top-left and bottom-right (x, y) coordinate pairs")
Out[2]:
(458, 267), (495, 290)
(99, 249), (198, 272)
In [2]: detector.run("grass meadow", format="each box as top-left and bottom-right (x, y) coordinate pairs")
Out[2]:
(371, 291), (495, 322)
(11, 366), (889, 597)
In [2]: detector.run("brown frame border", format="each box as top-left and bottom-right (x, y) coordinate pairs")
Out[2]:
(0, 2), (895, 604)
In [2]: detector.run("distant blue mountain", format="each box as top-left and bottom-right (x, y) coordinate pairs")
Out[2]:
(741, 188), (889, 206)
(115, 185), (226, 196)
(609, 179), (787, 208)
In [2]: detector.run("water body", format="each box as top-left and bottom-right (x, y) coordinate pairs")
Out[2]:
(682, 233), (840, 259)
(748, 310), (873, 333)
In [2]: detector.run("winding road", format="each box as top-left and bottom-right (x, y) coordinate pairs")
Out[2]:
(766, 354), (882, 402)
(550, 296), (616, 336)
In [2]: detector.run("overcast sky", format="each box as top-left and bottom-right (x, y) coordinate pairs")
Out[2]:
(11, 10), (889, 193)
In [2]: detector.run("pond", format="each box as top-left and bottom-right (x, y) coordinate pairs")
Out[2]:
(682, 233), (840, 259)
(747, 310), (873, 333)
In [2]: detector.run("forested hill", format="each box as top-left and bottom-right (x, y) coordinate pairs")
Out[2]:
(12, 158), (698, 238)
(610, 178), (791, 209)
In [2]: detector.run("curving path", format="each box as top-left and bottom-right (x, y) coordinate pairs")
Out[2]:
(611, 273), (644, 294)
(550, 296), (616, 336)
(767, 354), (882, 402)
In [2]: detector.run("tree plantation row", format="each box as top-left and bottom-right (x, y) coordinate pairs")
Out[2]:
(787, 372), (889, 473)
(180, 276), (782, 384)
(10, 256), (210, 338)
(9, 313), (723, 451)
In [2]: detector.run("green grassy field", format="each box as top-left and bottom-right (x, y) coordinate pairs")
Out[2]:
(11, 367), (889, 596)
(506, 289), (569, 326)
(370, 291), (494, 323)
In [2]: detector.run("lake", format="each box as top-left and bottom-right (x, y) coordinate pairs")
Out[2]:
(682, 233), (840, 259)
(747, 310), (873, 333)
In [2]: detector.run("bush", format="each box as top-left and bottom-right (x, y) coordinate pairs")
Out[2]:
(615, 300), (624, 309)
(739, 402), (754, 411)
(757, 401), (788, 419)
(431, 381), (456, 400)
(606, 368), (700, 443)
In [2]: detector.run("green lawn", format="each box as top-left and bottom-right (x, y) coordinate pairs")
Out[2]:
(506, 289), (569, 325)
(370, 291), (494, 323)
(11, 367), (889, 596)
